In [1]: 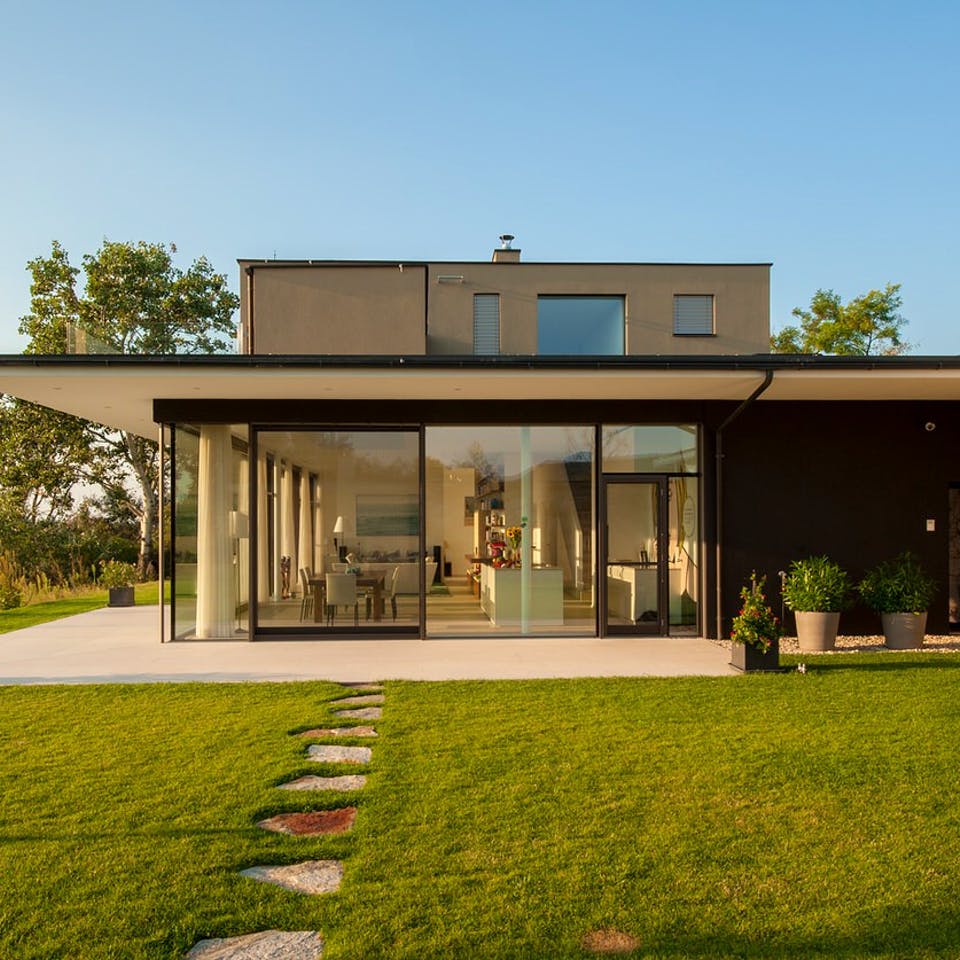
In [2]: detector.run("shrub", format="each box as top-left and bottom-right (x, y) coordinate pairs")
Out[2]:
(0, 554), (23, 610)
(731, 572), (782, 653)
(859, 552), (936, 614)
(100, 559), (137, 589)
(782, 555), (852, 612)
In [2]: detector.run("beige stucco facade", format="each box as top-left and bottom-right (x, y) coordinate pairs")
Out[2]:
(239, 256), (770, 356)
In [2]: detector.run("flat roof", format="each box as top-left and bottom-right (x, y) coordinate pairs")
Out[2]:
(2, 353), (959, 440)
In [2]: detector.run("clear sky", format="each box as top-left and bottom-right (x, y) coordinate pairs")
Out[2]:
(1, 0), (957, 354)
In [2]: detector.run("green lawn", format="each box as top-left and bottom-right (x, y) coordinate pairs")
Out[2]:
(2, 659), (960, 958)
(0, 581), (168, 634)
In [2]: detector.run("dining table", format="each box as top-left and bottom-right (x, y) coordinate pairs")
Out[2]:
(308, 572), (386, 624)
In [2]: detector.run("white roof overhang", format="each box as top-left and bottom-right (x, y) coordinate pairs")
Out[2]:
(2, 356), (960, 441)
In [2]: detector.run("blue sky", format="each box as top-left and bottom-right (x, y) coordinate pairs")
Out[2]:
(1, 0), (957, 353)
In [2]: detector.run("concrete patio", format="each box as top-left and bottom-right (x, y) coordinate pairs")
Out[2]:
(0, 605), (736, 685)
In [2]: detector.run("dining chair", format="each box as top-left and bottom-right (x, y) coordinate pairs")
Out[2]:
(325, 572), (359, 626)
(388, 565), (401, 620)
(298, 568), (314, 622)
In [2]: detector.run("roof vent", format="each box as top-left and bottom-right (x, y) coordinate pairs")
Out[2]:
(493, 234), (521, 263)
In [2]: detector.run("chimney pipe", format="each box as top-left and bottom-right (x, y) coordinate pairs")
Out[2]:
(492, 233), (521, 263)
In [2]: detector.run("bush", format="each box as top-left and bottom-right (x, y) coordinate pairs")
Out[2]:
(100, 559), (137, 589)
(859, 552), (936, 614)
(731, 572), (782, 652)
(782, 555), (852, 612)
(0, 554), (23, 609)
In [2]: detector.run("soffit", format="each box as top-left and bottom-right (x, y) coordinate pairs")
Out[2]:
(2, 361), (960, 441)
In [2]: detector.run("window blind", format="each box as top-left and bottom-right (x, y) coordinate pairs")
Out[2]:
(473, 294), (500, 355)
(673, 295), (714, 335)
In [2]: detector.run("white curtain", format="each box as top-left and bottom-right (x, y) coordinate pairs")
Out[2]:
(313, 476), (324, 572)
(196, 425), (235, 638)
(298, 470), (313, 584)
(257, 449), (270, 602)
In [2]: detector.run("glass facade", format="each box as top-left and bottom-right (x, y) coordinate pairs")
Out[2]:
(167, 421), (700, 639)
(172, 424), (249, 640)
(425, 426), (595, 636)
(254, 430), (421, 632)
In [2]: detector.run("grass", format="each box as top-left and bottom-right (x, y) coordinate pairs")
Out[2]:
(0, 581), (168, 634)
(1, 658), (960, 957)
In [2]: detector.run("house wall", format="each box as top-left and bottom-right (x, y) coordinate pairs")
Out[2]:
(240, 261), (770, 357)
(721, 400), (960, 636)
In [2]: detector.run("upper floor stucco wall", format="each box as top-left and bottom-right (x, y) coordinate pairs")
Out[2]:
(240, 260), (770, 356)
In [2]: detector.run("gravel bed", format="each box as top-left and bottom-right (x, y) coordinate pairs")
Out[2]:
(713, 634), (960, 654)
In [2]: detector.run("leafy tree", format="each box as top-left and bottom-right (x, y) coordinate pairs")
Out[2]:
(16, 239), (240, 576)
(771, 283), (909, 356)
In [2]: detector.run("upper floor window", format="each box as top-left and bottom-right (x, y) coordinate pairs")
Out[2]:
(537, 296), (625, 355)
(673, 294), (715, 336)
(473, 294), (500, 355)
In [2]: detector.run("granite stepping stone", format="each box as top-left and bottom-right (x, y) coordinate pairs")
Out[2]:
(307, 744), (371, 764)
(334, 707), (382, 721)
(340, 682), (383, 692)
(330, 694), (384, 706)
(240, 860), (343, 895)
(257, 808), (357, 836)
(185, 929), (323, 959)
(277, 775), (366, 792)
(296, 726), (377, 739)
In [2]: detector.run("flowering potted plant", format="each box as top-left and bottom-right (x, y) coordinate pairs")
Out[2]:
(101, 559), (137, 607)
(504, 525), (523, 568)
(858, 551), (936, 649)
(782, 555), (852, 651)
(730, 572), (782, 671)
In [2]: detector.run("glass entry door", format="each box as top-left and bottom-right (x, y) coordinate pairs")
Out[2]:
(603, 477), (667, 635)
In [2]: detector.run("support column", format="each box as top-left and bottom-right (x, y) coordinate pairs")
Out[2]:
(196, 425), (235, 638)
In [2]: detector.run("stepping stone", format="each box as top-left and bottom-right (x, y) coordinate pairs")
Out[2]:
(580, 929), (642, 954)
(296, 726), (377, 739)
(307, 744), (371, 764)
(340, 682), (383, 692)
(334, 707), (382, 721)
(330, 694), (384, 706)
(257, 808), (357, 836)
(240, 860), (343, 895)
(277, 775), (366, 792)
(185, 929), (323, 958)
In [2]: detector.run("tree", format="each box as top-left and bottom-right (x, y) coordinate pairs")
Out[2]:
(17, 240), (240, 576)
(770, 283), (909, 356)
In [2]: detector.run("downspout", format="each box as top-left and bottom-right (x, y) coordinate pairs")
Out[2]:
(245, 266), (255, 354)
(715, 369), (774, 641)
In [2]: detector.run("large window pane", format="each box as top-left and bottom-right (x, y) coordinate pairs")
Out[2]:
(255, 430), (420, 631)
(537, 296), (624, 355)
(426, 426), (595, 636)
(602, 425), (698, 473)
(172, 424), (249, 640)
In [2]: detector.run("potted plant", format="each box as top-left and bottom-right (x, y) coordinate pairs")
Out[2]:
(782, 555), (852, 652)
(101, 559), (137, 607)
(730, 572), (783, 672)
(858, 551), (936, 649)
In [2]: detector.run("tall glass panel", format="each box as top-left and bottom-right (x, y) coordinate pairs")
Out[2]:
(425, 426), (595, 636)
(602, 425), (698, 473)
(605, 481), (660, 631)
(172, 424), (249, 640)
(255, 430), (420, 631)
(669, 476), (698, 633)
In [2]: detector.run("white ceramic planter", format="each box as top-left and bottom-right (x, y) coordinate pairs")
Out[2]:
(795, 610), (840, 652)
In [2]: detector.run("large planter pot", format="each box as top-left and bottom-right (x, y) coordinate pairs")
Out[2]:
(730, 638), (781, 672)
(108, 586), (135, 608)
(795, 610), (840, 652)
(880, 612), (927, 649)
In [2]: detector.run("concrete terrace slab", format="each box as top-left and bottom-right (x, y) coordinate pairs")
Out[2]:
(0, 605), (736, 685)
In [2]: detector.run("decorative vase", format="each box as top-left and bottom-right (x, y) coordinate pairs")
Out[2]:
(880, 612), (927, 650)
(795, 611), (840, 652)
(730, 638), (781, 672)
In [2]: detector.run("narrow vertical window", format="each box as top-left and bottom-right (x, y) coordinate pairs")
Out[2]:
(473, 294), (500, 355)
(673, 294), (715, 335)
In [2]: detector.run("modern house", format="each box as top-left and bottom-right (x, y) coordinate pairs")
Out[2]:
(2, 237), (959, 644)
